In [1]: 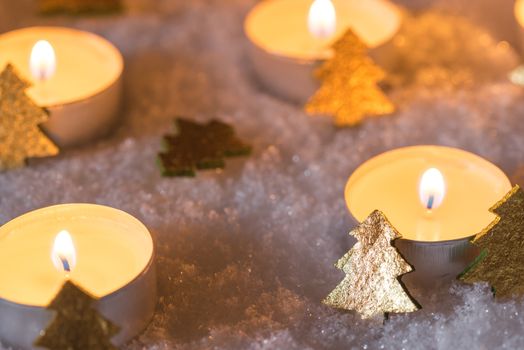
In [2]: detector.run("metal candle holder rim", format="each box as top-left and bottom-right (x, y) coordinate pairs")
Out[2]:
(397, 234), (475, 246)
(0, 203), (157, 348)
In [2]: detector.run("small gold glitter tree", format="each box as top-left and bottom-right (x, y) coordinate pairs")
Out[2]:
(460, 185), (524, 298)
(39, 0), (122, 14)
(323, 210), (419, 319)
(306, 30), (395, 127)
(0, 64), (58, 170)
(35, 281), (119, 350)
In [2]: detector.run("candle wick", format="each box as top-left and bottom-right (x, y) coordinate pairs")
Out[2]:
(38, 67), (47, 82)
(426, 195), (435, 210)
(60, 256), (71, 273)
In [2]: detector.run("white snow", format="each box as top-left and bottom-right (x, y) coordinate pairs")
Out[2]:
(1, 0), (524, 349)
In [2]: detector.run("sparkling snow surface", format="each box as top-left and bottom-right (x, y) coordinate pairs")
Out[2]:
(2, 0), (524, 349)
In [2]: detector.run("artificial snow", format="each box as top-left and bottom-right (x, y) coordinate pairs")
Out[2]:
(1, 0), (524, 349)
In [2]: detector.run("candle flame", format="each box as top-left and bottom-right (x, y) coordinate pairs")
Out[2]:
(51, 230), (77, 275)
(419, 168), (446, 211)
(308, 0), (337, 39)
(515, 0), (524, 27)
(30, 40), (56, 82)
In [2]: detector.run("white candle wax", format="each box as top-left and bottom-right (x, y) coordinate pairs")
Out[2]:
(0, 204), (156, 349)
(244, 0), (401, 102)
(0, 27), (123, 147)
(345, 146), (511, 242)
(0, 206), (152, 306)
(344, 146), (512, 288)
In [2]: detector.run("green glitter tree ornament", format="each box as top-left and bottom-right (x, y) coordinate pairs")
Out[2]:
(460, 185), (524, 298)
(34, 281), (119, 350)
(158, 118), (252, 177)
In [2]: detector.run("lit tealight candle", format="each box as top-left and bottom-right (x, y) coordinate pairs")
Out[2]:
(244, 0), (402, 102)
(345, 146), (512, 286)
(0, 27), (123, 148)
(0, 204), (156, 349)
(515, 0), (524, 55)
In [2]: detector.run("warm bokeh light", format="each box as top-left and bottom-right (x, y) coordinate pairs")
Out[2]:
(51, 230), (76, 274)
(515, 0), (524, 27)
(308, 0), (336, 39)
(29, 40), (56, 81)
(419, 168), (446, 210)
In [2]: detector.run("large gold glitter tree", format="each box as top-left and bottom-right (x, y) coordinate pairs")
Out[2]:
(34, 281), (119, 350)
(460, 185), (524, 298)
(323, 210), (419, 319)
(0, 64), (58, 170)
(306, 30), (395, 126)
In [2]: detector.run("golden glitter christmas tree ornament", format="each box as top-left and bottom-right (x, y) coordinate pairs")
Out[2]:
(34, 281), (119, 350)
(323, 210), (419, 319)
(39, 0), (122, 15)
(460, 185), (524, 298)
(305, 30), (395, 127)
(0, 64), (58, 171)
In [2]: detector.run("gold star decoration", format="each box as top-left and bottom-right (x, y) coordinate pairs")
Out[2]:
(39, 0), (122, 14)
(323, 210), (419, 319)
(34, 281), (119, 350)
(0, 64), (58, 171)
(157, 118), (252, 177)
(305, 30), (395, 127)
(460, 185), (524, 298)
